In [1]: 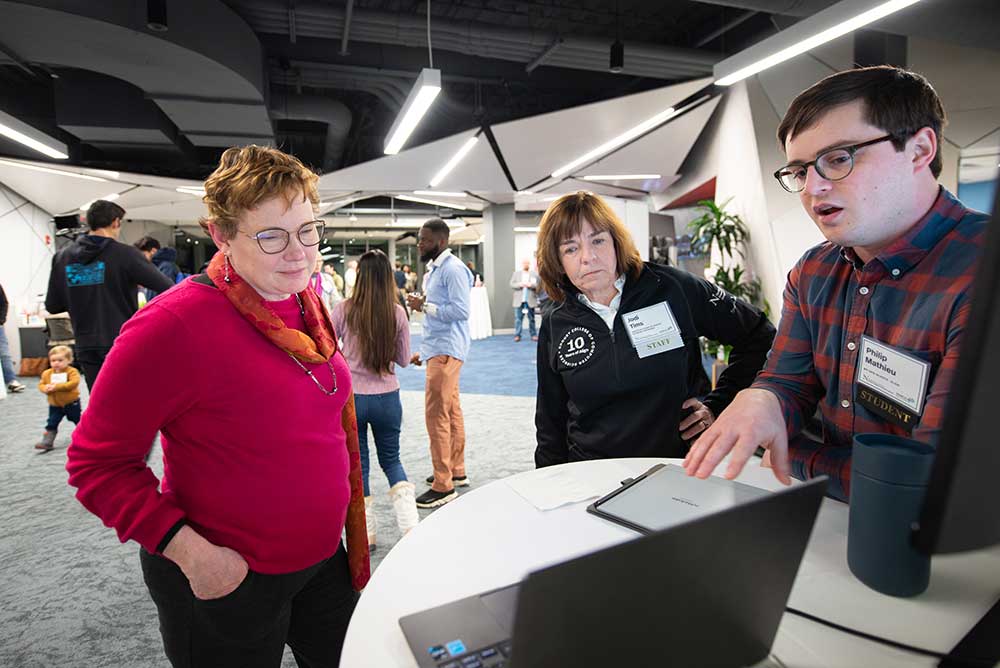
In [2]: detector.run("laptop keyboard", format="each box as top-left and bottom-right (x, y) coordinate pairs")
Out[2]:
(429, 639), (512, 668)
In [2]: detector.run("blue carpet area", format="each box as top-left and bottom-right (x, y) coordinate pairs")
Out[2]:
(397, 334), (538, 397)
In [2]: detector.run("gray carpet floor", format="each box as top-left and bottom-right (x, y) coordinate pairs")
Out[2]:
(0, 357), (538, 667)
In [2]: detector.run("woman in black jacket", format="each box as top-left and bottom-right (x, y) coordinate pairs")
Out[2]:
(534, 192), (776, 467)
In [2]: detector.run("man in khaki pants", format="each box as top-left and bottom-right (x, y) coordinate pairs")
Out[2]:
(407, 219), (474, 508)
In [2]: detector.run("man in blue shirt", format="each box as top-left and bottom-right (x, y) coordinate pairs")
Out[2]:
(407, 219), (474, 508)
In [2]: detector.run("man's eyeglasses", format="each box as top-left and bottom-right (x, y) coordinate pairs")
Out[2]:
(242, 220), (326, 254)
(774, 134), (895, 193)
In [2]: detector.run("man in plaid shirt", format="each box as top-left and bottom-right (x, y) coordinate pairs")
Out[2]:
(685, 66), (990, 501)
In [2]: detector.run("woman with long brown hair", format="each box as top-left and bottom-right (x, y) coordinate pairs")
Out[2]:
(331, 250), (418, 549)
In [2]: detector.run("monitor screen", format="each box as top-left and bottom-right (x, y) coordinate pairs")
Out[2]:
(913, 174), (1000, 554)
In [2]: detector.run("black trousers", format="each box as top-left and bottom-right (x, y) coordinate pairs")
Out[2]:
(75, 346), (111, 393)
(140, 544), (358, 668)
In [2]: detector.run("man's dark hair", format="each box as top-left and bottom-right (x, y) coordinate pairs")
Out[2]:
(777, 66), (946, 178)
(422, 218), (451, 241)
(86, 200), (127, 230)
(134, 236), (161, 253)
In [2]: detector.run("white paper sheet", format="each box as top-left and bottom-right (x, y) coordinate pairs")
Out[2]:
(505, 461), (637, 511)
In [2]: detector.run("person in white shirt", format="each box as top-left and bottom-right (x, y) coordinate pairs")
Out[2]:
(509, 259), (540, 342)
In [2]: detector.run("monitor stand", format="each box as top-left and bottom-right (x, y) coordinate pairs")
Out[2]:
(939, 596), (1000, 668)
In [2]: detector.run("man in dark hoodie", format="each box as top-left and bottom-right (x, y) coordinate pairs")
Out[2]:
(46, 200), (174, 391)
(134, 236), (182, 299)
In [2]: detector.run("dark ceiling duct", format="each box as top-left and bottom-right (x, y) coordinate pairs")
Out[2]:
(234, 0), (719, 79)
(691, 0), (836, 16)
(269, 95), (352, 173)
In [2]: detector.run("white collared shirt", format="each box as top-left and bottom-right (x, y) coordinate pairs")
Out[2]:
(577, 274), (626, 331)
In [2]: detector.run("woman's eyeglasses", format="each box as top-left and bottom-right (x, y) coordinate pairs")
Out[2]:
(243, 220), (326, 254)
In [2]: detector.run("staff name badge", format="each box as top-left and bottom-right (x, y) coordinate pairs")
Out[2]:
(622, 302), (684, 359)
(855, 336), (931, 431)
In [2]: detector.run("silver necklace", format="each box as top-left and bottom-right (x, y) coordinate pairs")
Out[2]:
(287, 294), (338, 396)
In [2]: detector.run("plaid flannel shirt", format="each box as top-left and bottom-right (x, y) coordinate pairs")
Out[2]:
(752, 188), (989, 501)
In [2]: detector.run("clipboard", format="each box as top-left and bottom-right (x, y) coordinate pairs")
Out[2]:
(586, 463), (770, 535)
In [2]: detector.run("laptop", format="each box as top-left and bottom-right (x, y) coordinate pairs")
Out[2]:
(399, 475), (827, 668)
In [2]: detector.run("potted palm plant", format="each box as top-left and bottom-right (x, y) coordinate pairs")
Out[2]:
(688, 198), (770, 361)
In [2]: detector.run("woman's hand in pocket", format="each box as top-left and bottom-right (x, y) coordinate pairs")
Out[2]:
(163, 525), (249, 600)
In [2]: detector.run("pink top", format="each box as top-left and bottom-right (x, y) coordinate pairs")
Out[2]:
(66, 279), (353, 574)
(331, 301), (410, 395)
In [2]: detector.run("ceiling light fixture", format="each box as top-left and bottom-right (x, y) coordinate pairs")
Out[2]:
(429, 135), (479, 187)
(714, 0), (923, 86)
(581, 174), (661, 181)
(0, 158), (105, 181)
(84, 169), (121, 180)
(550, 105), (682, 178)
(384, 6), (441, 155)
(384, 68), (441, 154)
(146, 0), (168, 31)
(0, 110), (69, 160)
(413, 190), (466, 197)
(514, 226), (540, 233)
(610, 40), (624, 73)
(397, 194), (470, 210)
(610, 1), (624, 73)
(175, 186), (205, 196)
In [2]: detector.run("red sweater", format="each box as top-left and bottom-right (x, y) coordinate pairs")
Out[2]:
(66, 279), (353, 574)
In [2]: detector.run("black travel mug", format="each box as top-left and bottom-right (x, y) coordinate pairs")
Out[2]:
(848, 433), (935, 597)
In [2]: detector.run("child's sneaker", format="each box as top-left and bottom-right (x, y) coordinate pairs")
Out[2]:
(34, 431), (56, 451)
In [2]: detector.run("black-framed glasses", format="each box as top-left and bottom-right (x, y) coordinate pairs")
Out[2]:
(774, 134), (895, 193)
(242, 220), (326, 254)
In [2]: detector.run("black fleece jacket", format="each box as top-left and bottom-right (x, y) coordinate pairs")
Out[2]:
(45, 235), (174, 348)
(535, 262), (775, 466)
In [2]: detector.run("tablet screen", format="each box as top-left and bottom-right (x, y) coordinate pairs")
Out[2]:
(592, 464), (770, 533)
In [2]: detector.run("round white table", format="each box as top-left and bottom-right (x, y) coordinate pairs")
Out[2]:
(468, 286), (492, 340)
(341, 458), (1000, 668)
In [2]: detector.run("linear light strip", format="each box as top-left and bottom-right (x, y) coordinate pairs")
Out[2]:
(581, 174), (661, 181)
(0, 158), (106, 181)
(384, 68), (442, 155)
(429, 136), (479, 188)
(79, 192), (122, 211)
(550, 107), (677, 178)
(715, 0), (923, 86)
(0, 120), (68, 160)
(413, 190), (466, 197)
(396, 194), (470, 210)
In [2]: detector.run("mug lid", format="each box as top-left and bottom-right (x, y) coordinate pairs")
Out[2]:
(852, 433), (936, 486)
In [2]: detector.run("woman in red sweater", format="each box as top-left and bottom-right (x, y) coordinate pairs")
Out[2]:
(66, 145), (369, 668)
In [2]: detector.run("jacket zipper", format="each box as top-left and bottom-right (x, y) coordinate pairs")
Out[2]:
(609, 326), (621, 385)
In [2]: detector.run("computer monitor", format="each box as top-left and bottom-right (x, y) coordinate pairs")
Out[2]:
(912, 175), (1000, 555)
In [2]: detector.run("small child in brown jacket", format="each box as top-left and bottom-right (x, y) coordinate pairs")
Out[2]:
(36, 345), (81, 451)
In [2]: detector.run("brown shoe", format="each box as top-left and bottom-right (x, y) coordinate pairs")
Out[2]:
(513, 336), (521, 342)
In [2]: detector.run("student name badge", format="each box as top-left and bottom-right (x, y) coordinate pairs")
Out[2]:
(622, 302), (684, 359)
(51, 373), (68, 384)
(855, 336), (931, 432)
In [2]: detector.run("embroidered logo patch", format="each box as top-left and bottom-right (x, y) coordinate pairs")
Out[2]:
(557, 327), (596, 367)
(66, 262), (106, 287)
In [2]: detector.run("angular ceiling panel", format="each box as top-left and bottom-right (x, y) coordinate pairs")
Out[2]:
(319, 129), (511, 192)
(492, 77), (712, 190)
(573, 97), (721, 192)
